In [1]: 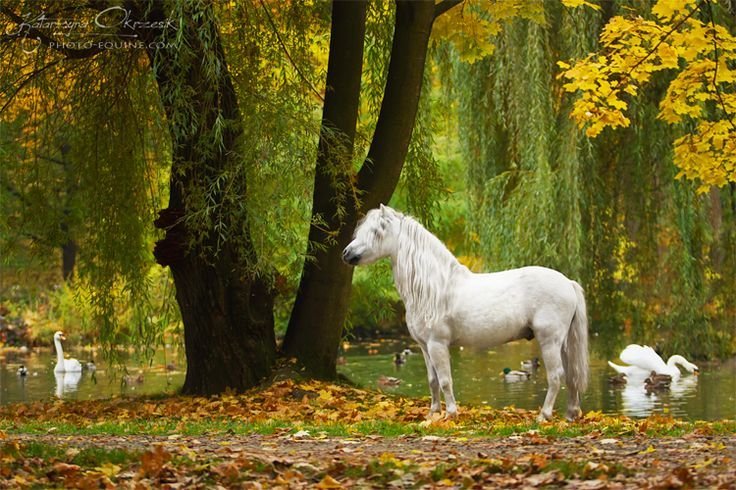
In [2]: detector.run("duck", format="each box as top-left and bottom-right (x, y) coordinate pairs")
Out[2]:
(644, 370), (672, 393)
(17, 365), (28, 377)
(123, 372), (144, 385)
(85, 360), (97, 372)
(609, 373), (627, 386)
(607, 344), (698, 379)
(394, 352), (406, 367)
(377, 375), (402, 387)
(401, 348), (413, 356)
(502, 367), (531, 382)
(521, 357), (540, 370)
(53, 331), (83, 373)
(646, 371), (673, 384)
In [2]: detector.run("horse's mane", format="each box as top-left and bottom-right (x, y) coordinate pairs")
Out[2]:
(393, 215), (463, 326)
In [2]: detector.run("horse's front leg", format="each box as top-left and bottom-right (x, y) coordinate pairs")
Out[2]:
(427, 340), (458, 417)
(419, 345), (442, 416)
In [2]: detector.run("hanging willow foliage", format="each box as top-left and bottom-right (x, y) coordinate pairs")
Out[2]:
(0, 16), (172, 365)
(0, 0), (328, 356)
(453, 0), (735, 359)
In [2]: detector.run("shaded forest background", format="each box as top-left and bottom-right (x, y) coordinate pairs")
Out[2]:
(1, 0), (734, 393)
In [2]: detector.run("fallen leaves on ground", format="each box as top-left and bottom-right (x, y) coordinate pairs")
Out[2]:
(0, 379), (734, 488)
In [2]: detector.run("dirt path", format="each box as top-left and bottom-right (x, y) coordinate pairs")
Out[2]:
(6, 432), (736, 488)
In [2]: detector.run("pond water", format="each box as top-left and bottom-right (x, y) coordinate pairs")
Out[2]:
(0, 347), (185, 405)
(1, 339), (734, 421)
(338, 339), (736, 421)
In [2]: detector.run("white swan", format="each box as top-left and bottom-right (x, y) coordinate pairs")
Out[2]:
(53, 331), (83, 373)
(608, 344), (698, 379)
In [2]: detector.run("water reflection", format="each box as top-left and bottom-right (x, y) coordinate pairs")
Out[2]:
(670, 375), (698, 397)
(619, 375), (699, 417)
(54, 371), (82, 399)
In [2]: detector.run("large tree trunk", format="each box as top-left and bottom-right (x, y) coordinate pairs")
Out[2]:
(281, 0), (368, 378)
(355, 1), (438, 209)
(61, 239), (77, 282)
(283, 0), (438, 377)
(141, 2), (276, 394)
(164, 237), (275, 394)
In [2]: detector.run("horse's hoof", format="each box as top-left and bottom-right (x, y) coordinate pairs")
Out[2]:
(565, 408), (582, 421)
(426, 411), (442, 422)
(536, 412), (552, 423)
(443, 411), (458, 420)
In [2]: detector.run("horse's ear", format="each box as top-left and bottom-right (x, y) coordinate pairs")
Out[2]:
(379, 203), (387, 215)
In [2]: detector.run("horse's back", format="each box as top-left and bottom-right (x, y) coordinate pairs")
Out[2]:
(446, 266), (578, 348)
(466, 266), (576, 303)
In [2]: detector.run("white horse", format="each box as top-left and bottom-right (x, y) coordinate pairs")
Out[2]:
(343, 205), (589, 421)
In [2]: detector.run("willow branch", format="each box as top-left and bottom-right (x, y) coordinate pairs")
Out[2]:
(0, 59), (62, 113)
(258, 0), (324, 103)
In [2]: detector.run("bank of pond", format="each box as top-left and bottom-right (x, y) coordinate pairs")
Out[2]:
(1, 339), (733, 421)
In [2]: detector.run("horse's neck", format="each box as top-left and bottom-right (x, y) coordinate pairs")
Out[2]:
(392, 219), (462, 322)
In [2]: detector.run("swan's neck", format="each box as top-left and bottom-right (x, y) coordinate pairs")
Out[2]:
(666, 355), (688, 370)
(54, 339), (65, 364)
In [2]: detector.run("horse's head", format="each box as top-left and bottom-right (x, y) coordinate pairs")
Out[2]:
(342, 204), (402, 266)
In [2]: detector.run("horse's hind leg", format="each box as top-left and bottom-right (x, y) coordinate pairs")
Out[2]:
(535, 328), (566, 422)
(427, 340), (458, 417)
(419, 345), (442, 416)
(561, 347), (581, 420)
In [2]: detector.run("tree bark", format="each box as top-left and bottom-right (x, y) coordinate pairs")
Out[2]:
(356, 1), (437, 210)
(61, 239), (77, 281)
(140, 2), (276, 394)
(283, 0), (438, 377)
(281, 0), (368, 378)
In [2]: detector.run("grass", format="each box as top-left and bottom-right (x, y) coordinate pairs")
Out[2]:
(3, 441), (141, 467)
(3, 415), (732, 440)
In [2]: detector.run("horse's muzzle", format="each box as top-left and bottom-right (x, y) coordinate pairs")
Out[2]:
(342, 248), (361, 266)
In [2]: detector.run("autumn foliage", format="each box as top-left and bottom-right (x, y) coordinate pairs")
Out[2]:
(1, 380), (735, 488)
(559, 0), (736, 191)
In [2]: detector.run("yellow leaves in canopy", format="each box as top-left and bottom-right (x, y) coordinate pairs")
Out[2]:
(560, 0), (601, 11)
(657, 44), (679, 69)
(674, 121), (736, 192)
(651, 0), (697, 22)
(558, 0), (736, 189)
(432, 0), (544, 63)
(558, 54), (631, 136)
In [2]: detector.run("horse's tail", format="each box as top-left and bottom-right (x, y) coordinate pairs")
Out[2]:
(565, 281), (589, 394)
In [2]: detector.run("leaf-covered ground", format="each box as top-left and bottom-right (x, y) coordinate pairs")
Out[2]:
(1, 380), (734, 488)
